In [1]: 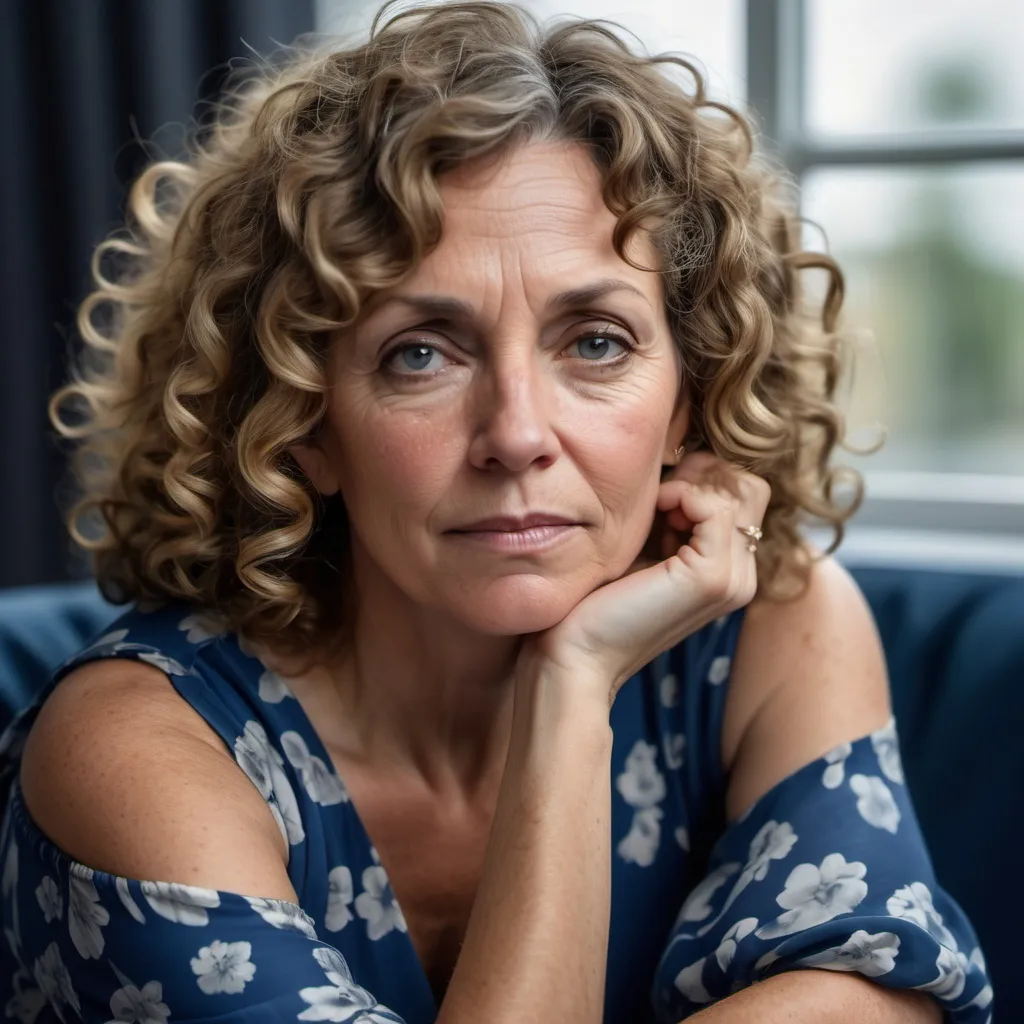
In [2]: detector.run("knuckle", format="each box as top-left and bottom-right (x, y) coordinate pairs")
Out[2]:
(747, 473), (772, 506)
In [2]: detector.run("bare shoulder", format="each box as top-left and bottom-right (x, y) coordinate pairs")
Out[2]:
(721, 553), (891, 821)
(19, 657), (296, 900)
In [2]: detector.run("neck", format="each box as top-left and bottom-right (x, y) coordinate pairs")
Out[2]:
(324, 543), (523, 795)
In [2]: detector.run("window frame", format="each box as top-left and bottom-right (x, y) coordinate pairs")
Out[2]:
(746, 0), (1024, 568)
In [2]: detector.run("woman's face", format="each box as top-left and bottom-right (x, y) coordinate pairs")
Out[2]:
(296, 141), (687, 635)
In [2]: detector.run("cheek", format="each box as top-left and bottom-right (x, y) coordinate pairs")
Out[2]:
(330, 402), (462, 527)
(574, 392), (670, 515)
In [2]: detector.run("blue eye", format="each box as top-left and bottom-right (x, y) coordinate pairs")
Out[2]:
(571, 334), (630, 361)
(387, 344), (446, 374)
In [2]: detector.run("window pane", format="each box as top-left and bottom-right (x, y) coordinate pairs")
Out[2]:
(801, 165), (1024, 475)
(805, 0), (1024, 136)
(316, 0), (745, 105)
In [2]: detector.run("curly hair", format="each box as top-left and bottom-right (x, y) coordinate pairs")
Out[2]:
(53, 0), (861, 656)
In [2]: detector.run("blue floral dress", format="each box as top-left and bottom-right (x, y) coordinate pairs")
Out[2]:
(0, 603), (993, 1022)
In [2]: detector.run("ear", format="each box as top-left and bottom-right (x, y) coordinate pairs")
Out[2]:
(662, 392), (691, 467)
(289, 440), (341, 496)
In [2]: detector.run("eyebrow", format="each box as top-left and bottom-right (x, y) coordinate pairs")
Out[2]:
(366, 277), (651, 321)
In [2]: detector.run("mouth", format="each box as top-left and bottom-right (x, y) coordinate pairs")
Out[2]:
(448, 513), (581, 533)
(446, 513), (584, 553)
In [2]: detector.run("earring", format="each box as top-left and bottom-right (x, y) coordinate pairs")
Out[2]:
(674, 443), (686, 460)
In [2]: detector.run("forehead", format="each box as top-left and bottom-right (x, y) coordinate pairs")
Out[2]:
(401, 141), (662, 300)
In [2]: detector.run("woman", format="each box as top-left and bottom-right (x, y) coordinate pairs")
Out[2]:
(0, 2), (991, 1021)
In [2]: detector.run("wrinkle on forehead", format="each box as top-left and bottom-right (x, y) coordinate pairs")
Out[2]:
(415, 141), (664, 318)
(440, 141), (611, 236)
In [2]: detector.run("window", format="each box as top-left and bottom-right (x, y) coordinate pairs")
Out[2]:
(748, 0), (1024, 567)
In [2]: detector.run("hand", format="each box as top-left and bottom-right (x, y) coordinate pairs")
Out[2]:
(526, 452), (771, 706)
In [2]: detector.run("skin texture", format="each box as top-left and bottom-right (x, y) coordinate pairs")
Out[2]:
(20, 141), (939, 1022)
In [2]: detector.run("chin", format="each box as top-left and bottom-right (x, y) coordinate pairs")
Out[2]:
(448, 573), (594, 636)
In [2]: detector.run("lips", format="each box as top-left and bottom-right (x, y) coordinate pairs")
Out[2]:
(449, 513), (580, 532)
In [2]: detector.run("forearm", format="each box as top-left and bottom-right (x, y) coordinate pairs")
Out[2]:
(436, 663), (613, 1024)
(686, 969), (942, 1024)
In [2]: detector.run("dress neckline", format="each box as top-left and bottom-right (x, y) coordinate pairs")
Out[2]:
(236, 635), (441, 1021)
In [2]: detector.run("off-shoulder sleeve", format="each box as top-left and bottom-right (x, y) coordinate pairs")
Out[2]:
(651, 720), (993, 1023)
(2, 784), (405, 1024)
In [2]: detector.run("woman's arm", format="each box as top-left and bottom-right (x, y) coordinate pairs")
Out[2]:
(435, 662), (614, 1024)
(722, 553), (893, 823)
(678, 554), (945, 1021)
(688, 969), (941, 1023)
(21, 657), (615, 1024)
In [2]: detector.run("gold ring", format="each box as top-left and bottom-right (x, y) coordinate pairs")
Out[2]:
(738, 524), (763, 553)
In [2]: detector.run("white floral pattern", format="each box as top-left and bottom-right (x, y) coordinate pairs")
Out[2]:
(616, 740), (668, 867)
(674, 863), (742, 925)
(31, 943), (80, 1022)
(281, 731), (349, 806)
(663, 732), (685, 771)
(795, 929), (901, 977)
(714, 917), (758, 972)
(69, 867), (109, 959)
(134, 650), (189, 676)
(871, 718), (905, 785)
(105, 977), (171, 1023)
(244, 897), (317, 938)
(822, 742), (853, 789)
(115, 877), (146, 925)
(756, 853), (868, 939)
(233, 720), (305, 846)
(695, 820), (797, 937)
(706, 656), (731, 685)
(659, 672), (680, 708)
(4, 967), (46, 1024)
(34, 878), (61, 924)
(617, 806), (664, 867)
(298, 947), (400, 1022)
(673, 955), (712, 1004)
(615, 741), (666, 808)
(191, 939), (256, 995)
(177, 612), (226, 644)
(141, 881), (220, 926)
(326, 866), (355, 932)
(82, 629), (129, 651)
(915, 944), (970, 1001)
(258, 670), (294, 704)
(887, 882), (958, 949)
(850, 774), (901, 834)
(355, 865), (407, 941)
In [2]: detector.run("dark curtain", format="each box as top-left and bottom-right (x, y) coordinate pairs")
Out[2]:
(0, 0), (316, 589)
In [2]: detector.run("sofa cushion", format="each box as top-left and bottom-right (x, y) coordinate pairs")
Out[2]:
(854, 565), (1024, 1014)
(0, 581), (117, 731)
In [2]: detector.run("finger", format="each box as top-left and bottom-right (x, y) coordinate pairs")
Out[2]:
(655, 479), (700, 521)
(659, 479), (736, 564)
(729, 473), (770, 594)
(681, 491), (736, 565)
(666, 450), (747, 500)
(672, 497), (740, 580)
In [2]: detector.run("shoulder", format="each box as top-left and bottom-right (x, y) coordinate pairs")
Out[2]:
(720, 553), (891, 820)
(19, 657), (296, 900)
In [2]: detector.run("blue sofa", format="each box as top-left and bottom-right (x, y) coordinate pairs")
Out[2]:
(1, 568), (1021, 1016)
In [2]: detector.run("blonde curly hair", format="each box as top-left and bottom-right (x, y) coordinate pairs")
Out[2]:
(53, 0), (860, 656)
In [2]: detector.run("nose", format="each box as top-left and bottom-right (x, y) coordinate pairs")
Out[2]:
(467, 353), (562, 473)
